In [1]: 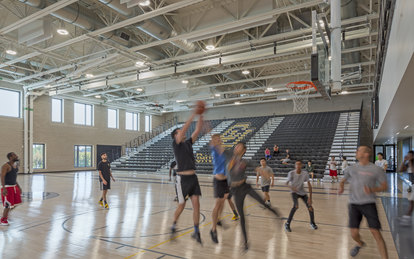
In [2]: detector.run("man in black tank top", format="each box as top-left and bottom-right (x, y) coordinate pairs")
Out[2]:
(1, 152), (22, 226)
(170, 107), (204, 244)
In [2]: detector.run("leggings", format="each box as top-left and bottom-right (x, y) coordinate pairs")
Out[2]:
(232, 182), (280, 244)
(287, 193), (315, 225)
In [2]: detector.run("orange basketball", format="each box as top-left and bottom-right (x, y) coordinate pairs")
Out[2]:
(195, 100), (206, 115)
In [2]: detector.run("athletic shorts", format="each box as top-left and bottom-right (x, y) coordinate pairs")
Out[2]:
(176, 174), (201, 204)
(100, 178), (111, 190)
(261, 185), (270, 192)
(349, 203), (381, 229)
(1, 185), (22, 208)
(329, 170), (338, 176)
(213, 178), (229, 198)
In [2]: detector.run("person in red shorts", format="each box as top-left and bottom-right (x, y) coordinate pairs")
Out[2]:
(329, 156), (339, 183)
(1, 152), (22, 226)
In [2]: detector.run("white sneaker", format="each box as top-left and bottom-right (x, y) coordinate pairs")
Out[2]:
(399, 215), (411, 226)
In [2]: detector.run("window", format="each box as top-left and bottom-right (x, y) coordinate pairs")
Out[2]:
(33, 144), (45, 169)
(74, 145), (92, 167)
(126, 112), (139, 131)
(145, 115), (152, 132)
(0, 88), (20, 118)
(107, 108), (118, 128)
(74, 103), (93, 126)
(52, 98), (63, 123)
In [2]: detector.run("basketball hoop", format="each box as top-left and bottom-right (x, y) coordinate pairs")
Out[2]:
(286, 81), (317, 113)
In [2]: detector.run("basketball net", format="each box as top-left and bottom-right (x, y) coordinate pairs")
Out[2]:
(286, 81), (315, 113)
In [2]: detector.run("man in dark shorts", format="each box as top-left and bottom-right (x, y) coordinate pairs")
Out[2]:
(169, 160), (178, 201)
(284, 161), (318, 232)
(170, 108), (204, 244)
(1, 152), (22, 226)
(97, 152), (115, 209)
(256, 158), (274, 206)
(339, 146), (388, 258)
(227, 142), (281, 251)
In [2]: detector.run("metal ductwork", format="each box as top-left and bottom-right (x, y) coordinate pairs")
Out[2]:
(19, 0), (164, 60)
(341, 0), (361, 68)
(99, 0), (196, 53)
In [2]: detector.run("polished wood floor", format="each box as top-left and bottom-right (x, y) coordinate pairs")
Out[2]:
(0, 171), (399, 259)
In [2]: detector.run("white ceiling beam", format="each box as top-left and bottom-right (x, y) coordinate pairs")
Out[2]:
(0, 0), (79, 35)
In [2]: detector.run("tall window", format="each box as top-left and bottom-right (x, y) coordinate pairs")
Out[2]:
(126, 112), (139, 131)
(74, 103), (93, 126)
(145, 115), (152, 132)
(108, 108), (118, 128)
(52, 98), (63, 123)
(33, 144), (45, 169)
(0, 88), (20, 118)
(74, 145), (92, 167)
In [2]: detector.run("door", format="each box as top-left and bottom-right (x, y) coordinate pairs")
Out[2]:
(96, 145), (122, 167)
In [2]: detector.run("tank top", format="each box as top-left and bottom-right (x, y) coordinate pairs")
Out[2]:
(5, 163), (18, 185)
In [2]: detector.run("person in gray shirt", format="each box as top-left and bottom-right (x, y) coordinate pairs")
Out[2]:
(227, 142), (281, 252)
(256, 158), (274, 206)
(285, 160), (318, 232)
(338, 146), (388, 259)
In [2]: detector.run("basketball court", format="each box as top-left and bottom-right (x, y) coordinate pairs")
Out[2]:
(0, 0), (413, 258)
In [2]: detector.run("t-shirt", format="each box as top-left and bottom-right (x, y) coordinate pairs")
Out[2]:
(228, 157), (253, 184)
(172, 138), (196, 172)
(330, 161), (337, 170)
(211, 146), (226, 175)
(305, 165), (314, 172)
(375, 160), (388, 170)
(287, 170), (309, 196)
(343, 163), (387, 205)
(257, 166), (273, 186)
(342, 161), (349, 170)
(97, 161), (111, 181)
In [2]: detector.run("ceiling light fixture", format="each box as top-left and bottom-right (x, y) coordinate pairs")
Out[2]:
(176, 100), (185, 103)
(242, 69), (250, 75)
(139, 0), (150, 6)
(95, 95), (101, 99)
(205, 45), (215, 51)
(328, 56), (332, 61)
(135, 61), (145, 67)
(341, 90), (349, 94)
(57, 28), (69, 35)
(215, 93), (220, 97)
(234, 101), (240, 105)
(266, 87), (273, 92)
(281, 98), (287, 101)
(85, 74), (94, 78)
(5, 49), (17, 55)
(404, 125), (409, 129)
(396, 132), (400, 135)
(136, 88), (143, 92)
(181, 79), (189, 84)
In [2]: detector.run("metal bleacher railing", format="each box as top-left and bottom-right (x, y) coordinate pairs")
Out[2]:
(124, 116), (178, 155)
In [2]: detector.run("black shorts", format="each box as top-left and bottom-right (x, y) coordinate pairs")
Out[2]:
(349, 203), (381, 229)
(176, 174), (201, 204)
(100, 179), (111, 190)
(261, 185), (270, 192)
(213, 178), (229, 198)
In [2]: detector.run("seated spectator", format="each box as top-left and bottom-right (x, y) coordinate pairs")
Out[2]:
(281, 154), (290, 164)
(273, 145), (280, 156)
(265, 148), (271, 160)
(305, 160), (315, 181)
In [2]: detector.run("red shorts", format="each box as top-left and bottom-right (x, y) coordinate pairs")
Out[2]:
(1, 186), (22, 208)
(329, 170), (338, 177)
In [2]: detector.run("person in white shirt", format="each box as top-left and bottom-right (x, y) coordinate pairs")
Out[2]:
(329, 156), (338, 183)
(375, 153), (388, 171)
(341, 156), (349, 175)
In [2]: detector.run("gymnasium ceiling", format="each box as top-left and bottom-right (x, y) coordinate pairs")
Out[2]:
(0, 0), (379, 114)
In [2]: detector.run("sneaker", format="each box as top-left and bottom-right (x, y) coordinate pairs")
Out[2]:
(243, 242), (249, 253)
(217, 220), (222, 226)
(399, 215), (412, 226)
(170, 226), (177, 239)
(350, 242), (365, 257)
(210, 229), (219, 243)
(0, 218), (9, 226)
(173, 196), (178, 202)
(310, 223), (318, 230)
(191, 232), (202, 244)
(104, 201), (109, 209)
(231, 215), (239, 221)
(99, 200), (103, 207)
(265, 201), (271, 206)
(284, 223), (291, 232)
